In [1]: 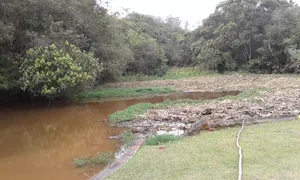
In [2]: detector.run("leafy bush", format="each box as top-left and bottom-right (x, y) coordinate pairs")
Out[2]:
(19, 42), (101, 99)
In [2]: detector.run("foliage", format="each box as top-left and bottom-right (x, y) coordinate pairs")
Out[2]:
(74, 87), (176, 101)
(145, 135), (181, 146)
(190, 0), (300, 73)
(4, 0), (300, 102)
(124, 13), (189, 69)
(0, 0), (109, 98)
(0, 0), (191, 100)
(19, 43), (100, 99)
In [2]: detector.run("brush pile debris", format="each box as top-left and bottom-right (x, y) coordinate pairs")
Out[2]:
(119, 89), (300, 136)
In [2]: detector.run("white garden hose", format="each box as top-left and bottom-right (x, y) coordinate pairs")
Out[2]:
(237, 120), (245, 180)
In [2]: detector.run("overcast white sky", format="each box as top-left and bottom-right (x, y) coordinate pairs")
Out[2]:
(110, 0), (300, 29)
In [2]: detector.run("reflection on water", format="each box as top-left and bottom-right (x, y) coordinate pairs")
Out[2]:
(0, 102), (125, 180)
(0, 91), (239, 180)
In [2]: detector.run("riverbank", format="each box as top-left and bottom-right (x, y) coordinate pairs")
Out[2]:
(73, 87), (177, 102)
(118, 88), (300, 135)
(103, 74), (300, 136)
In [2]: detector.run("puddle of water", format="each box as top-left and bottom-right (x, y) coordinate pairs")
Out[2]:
(0, 91), (239, 180)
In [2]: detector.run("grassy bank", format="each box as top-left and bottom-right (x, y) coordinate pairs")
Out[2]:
(74, 87), (176, 102)
(107, 120), (300, 180)
(120, 67), (217, 82)
(108, 89), (265, 124)
(108, 99), (203, 124)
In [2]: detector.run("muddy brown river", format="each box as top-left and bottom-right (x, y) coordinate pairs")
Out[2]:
(0, 91), (239, 180)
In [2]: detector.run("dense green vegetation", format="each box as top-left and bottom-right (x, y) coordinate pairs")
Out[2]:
(1, 0), (300, 101)
(19, 43), (100, 99)
(190, 0), (300, 73)
(107, 120), (300, 180)
(74, 87), (176, 101)
(0, 0), (186, 101)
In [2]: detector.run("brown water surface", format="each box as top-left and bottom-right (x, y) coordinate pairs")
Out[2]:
(0, 91), (239, 180)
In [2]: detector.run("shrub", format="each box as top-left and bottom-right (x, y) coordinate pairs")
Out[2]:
(19, 42), (101, 99)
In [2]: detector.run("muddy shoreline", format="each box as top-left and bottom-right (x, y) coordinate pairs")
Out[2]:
(115, 88), (300, 137)
(103, 75), (300, 137)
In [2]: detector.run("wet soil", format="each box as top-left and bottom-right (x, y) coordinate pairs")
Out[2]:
(121, 89), (300, 136)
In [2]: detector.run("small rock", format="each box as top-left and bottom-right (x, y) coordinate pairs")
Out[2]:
(159, 146), (166, 150)
(157, 130), (168, 135)
(187, 119), (197, 123)
(108, 136), (120, 140)
(168, 130), (184, 136)
(131, 127), (144, 133)
(293, 110), (300, 115)
(201, 108), (213, 115)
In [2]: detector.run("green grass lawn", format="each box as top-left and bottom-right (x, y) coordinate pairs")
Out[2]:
(106, 120), (300, 180)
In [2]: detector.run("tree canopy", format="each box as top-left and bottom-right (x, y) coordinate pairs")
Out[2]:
(1, 0), (300, 100)
(190, 0), (300, 73)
